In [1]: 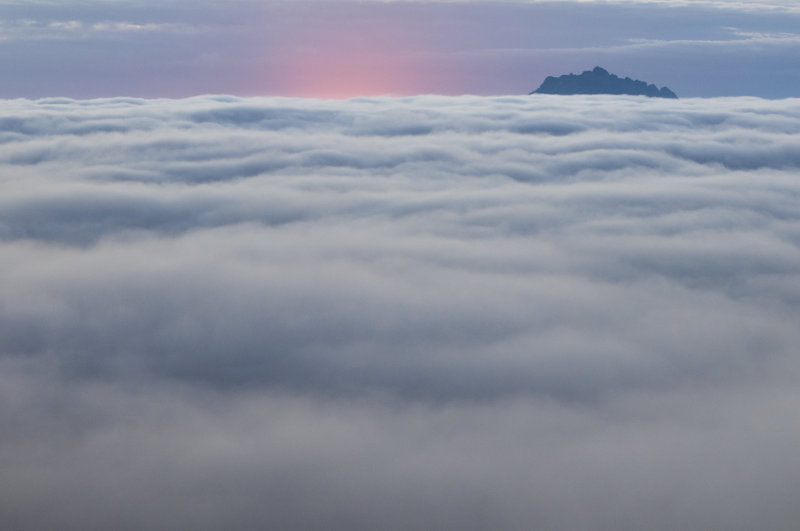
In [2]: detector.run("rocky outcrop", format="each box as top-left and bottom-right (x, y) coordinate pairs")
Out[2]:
(531, 67), (678, 98)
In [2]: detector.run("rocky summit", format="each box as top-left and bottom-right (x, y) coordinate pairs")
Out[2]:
(531, 66), (678, 98)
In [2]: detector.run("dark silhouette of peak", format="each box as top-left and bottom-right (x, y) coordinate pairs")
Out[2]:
(531, 66), (678, 98)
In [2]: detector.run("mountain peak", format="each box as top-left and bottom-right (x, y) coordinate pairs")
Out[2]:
(531, 67), (678, 98)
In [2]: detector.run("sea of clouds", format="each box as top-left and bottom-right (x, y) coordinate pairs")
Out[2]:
(2, 94), (800, 530)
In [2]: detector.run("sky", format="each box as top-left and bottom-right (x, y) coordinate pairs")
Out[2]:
(1, 0), (799, 98)
(2, 93), (800, 529)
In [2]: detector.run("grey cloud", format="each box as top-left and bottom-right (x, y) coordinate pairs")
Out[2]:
(3, 363), (800, 531)
(1, 94), (800, 529)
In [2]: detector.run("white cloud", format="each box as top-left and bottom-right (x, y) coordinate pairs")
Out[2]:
(89, 21), (193, 33)
(1, 94), (800, 529)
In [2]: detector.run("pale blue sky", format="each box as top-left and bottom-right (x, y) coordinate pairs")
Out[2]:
(1, 0), (798, 97)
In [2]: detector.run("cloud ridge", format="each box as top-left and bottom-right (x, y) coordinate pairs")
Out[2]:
(1, 94), (800, 530)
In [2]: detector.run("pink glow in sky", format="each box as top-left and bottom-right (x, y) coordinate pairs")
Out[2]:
(251, 3), (444, 98)
(264, 31), (435, 98)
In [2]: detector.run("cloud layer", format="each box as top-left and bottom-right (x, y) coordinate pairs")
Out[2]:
(2, 94), (800, 529)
